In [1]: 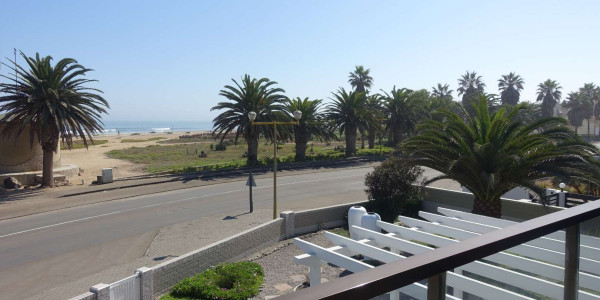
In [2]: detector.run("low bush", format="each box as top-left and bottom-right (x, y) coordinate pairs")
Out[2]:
(60, 139), (108, 150)
(364, 156), (425, 222)
(215, 143), (227, 151)
(164, 262), (264, 300)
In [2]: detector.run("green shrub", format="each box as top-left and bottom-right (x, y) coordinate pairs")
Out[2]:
(364, 157), (425, 222)
(166, 262), (264, 300)
(215, 143), (227, 151)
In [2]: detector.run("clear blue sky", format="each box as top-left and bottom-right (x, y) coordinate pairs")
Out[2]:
(2, 0), (599, 122)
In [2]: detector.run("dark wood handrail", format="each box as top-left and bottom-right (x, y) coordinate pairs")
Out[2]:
(278, 200), (600, 300)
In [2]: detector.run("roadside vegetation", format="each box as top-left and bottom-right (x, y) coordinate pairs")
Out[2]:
(60, 139), (108, 150)
(161, 262), (264, 300)
(107, 141), (393, 173)
(120, 137), (166, 143)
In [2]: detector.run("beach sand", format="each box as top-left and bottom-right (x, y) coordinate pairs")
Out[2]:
(60, 131), (209, 184)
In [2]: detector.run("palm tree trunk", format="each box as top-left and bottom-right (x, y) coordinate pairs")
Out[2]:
(361, 131), (365, 149)
(367, 127), (376, 149)
(345, 125), (357, 157)
(42, 148), (54, 187)
(392, 128), (402, 147)
(472, 197), (502, 218)
(588, 118), (591, 136)
(247, 134), (259, 166)
(41, 126), (59, 187)
(295, 130), (307, 161)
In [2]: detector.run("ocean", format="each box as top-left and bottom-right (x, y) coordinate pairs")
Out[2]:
(100, 120), (213, 134)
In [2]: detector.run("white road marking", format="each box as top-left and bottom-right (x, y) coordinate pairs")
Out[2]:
(0, 173), (365, 239)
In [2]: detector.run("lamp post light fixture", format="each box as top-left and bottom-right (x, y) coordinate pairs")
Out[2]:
(559, 182), (566, 192)
(248, 110), (302, 219)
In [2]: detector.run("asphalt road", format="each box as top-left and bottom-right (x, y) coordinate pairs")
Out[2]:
(0, 166), (380, 299)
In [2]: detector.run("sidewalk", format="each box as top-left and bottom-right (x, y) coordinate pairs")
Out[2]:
(0, 159), (382, 221)
(26, 208), (276, 300)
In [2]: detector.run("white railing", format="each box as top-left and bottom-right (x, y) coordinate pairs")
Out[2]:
(109, 274), (140, 300)
(292, 207), (600, 299)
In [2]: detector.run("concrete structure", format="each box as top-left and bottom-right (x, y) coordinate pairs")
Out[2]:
(0, 124), (61, 173)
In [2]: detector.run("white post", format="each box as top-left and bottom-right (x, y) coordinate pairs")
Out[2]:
(307, 256), (321, 287)
(136, 267), (153, 300)
(453, 267), (464, 298)
(389, 289), (400, 300)
(559, 191), (567, 207)
(90, 283), (110, 300)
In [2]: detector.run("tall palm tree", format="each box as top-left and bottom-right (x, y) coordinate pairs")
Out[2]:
(348, 66), (373, 93)
(0, 52), (109, 187)
(284, 97), (335, 161)
(325, 88), (371, 157)
(401, 95), (600, 217)
(380, 87), (426, 146)
(431, 83), (453, 101)
(366, 94), (383, 149)
(536, 79), (562, 118)
(563, 93), (590, 133)
(212, 74), (286, 165)
(498, 72), (524, 106)
(458, 71), (486, 116)
(577, 83), (600, 135)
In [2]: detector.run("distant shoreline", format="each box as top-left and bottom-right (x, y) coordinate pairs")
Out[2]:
(100, 120), (213, 135)
(96, 130), (211, 137)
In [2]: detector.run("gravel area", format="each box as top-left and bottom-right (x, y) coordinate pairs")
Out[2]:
(245, 231), (348, 299)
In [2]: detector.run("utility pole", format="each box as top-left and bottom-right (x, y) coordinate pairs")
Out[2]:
(246, 170), (256, 213)
(14, 48), (17, 85)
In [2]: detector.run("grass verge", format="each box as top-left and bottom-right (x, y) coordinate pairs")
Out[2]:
(60, 139), (108, 150)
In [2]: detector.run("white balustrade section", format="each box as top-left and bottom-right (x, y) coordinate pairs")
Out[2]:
(418, 211), (600, 274)
(398, 215), (600, 292)
(292, 209), (600, 299)
(108, 274), (140, 300)
(437, 207), (600, 249)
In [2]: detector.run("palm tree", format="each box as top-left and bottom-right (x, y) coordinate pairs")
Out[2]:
(536, 79), (562, 118)
(325, 88), (371, 157)
(284, 97), (335, 161)
(563, 93), (590, 133)
(212, 75), (286, 165)
(498, 72), (524, 106)
(348, 66), (373, 93)
(366, 94), (383, 149)
(380, 87), (426, 146)
(401, 95), (600, 218)
(0, 52), (109, 187)
(431, 83), (453, 101)
(458, 71), (486, 116)
(577, 83), (600, 135)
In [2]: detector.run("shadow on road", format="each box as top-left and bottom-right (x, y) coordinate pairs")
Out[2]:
(223, 212), (251, 220)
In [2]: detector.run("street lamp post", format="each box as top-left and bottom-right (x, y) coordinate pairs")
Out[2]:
(248, 110), (302, 219)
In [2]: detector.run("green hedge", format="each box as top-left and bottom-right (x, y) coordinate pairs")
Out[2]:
(162, 262), (264, 300)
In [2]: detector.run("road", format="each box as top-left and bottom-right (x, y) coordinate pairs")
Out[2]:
(0, 166), (379, 299)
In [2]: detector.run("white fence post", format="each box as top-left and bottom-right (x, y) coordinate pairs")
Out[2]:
(90, 283), (110, 300)
(136, 267), (152, 300)
(280, 211), (295, 239)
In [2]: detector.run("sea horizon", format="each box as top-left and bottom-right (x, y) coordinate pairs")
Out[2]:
(100, 120), (213, 134)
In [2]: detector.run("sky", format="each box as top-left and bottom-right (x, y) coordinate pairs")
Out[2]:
(1, 0), (599, 122)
